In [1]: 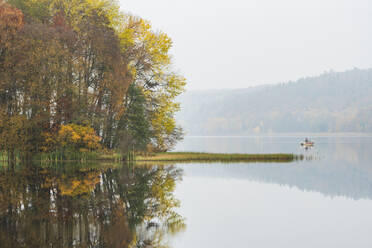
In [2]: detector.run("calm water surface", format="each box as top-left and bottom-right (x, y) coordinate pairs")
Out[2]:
(171, 136), (372, 248)
(0, 136), (371, 247)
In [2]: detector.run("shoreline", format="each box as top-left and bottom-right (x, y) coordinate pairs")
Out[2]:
(1, 152), (303, 164)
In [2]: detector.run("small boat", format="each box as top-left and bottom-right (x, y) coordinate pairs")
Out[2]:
(300, 138), (314, 147)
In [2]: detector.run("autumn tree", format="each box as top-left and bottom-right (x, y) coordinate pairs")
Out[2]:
(115, 16), (186, 152)
(0, 0), (186, 160)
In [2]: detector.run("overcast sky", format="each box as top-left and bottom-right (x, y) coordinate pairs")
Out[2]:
(119, 0), (372, 90)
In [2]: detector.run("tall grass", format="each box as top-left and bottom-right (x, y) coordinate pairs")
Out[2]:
(0, 152), (8, 162)
(0, 151), (22, 162)
(33, 150), (101, 162)
(134, 152), (303, 163)
(1, 149), (103, 165)
(0, 150), (304, 164)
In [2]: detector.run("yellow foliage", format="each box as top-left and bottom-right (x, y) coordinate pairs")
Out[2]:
(57, 171), (101, 197)
(57, 124), (101, 151)
(40, 131), (57, 153)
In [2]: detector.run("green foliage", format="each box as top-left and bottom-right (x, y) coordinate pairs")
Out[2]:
(115, 84), (151, 153)
(6, 0), (53, 23)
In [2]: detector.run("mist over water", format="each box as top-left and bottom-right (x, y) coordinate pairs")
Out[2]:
(170, 136), (372, 248)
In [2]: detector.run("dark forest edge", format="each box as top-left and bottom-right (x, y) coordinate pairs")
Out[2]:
(0, 0), (185, 162)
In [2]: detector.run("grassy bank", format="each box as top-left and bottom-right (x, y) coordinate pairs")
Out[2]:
(132, 152), (302, 163)
(1, 151), (303, 164)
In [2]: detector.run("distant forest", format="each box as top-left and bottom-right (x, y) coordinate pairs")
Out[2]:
(177, 68), (372, 135)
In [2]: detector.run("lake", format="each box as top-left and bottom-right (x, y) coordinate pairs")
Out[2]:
(171, 136), (372, 248)
(0, 135), (371, 247)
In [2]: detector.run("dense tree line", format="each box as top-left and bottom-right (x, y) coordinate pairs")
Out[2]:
(178, 68), (372, 135)
(0, 0), (185, 160)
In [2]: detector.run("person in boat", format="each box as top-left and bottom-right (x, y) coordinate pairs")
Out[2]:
(305, 138), (309, 143)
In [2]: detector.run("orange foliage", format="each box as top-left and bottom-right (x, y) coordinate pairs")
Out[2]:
(0, 1), (23, 46)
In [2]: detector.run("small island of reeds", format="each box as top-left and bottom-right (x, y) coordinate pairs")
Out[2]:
(1, 151), (303, 165)
(99, 152), (303, 164)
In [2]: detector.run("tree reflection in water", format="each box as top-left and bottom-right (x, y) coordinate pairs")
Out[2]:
(0, 163), (185, 248)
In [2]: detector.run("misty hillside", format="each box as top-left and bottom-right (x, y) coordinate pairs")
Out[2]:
(177, 68), (372, 135)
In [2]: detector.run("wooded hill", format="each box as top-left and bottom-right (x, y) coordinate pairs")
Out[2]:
(177, 68), (372, 135)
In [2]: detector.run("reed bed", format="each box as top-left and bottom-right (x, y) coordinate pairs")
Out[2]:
(134, 152), (303, 163)
(0, 151), (304, 165)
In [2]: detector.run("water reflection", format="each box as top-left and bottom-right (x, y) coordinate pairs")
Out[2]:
(179, 161), (372, 200)
(0, 163), (185, 248)
(175, 136), (372, 200)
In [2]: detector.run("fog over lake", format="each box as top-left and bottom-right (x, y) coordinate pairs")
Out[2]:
(170, 136), (372, 248)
